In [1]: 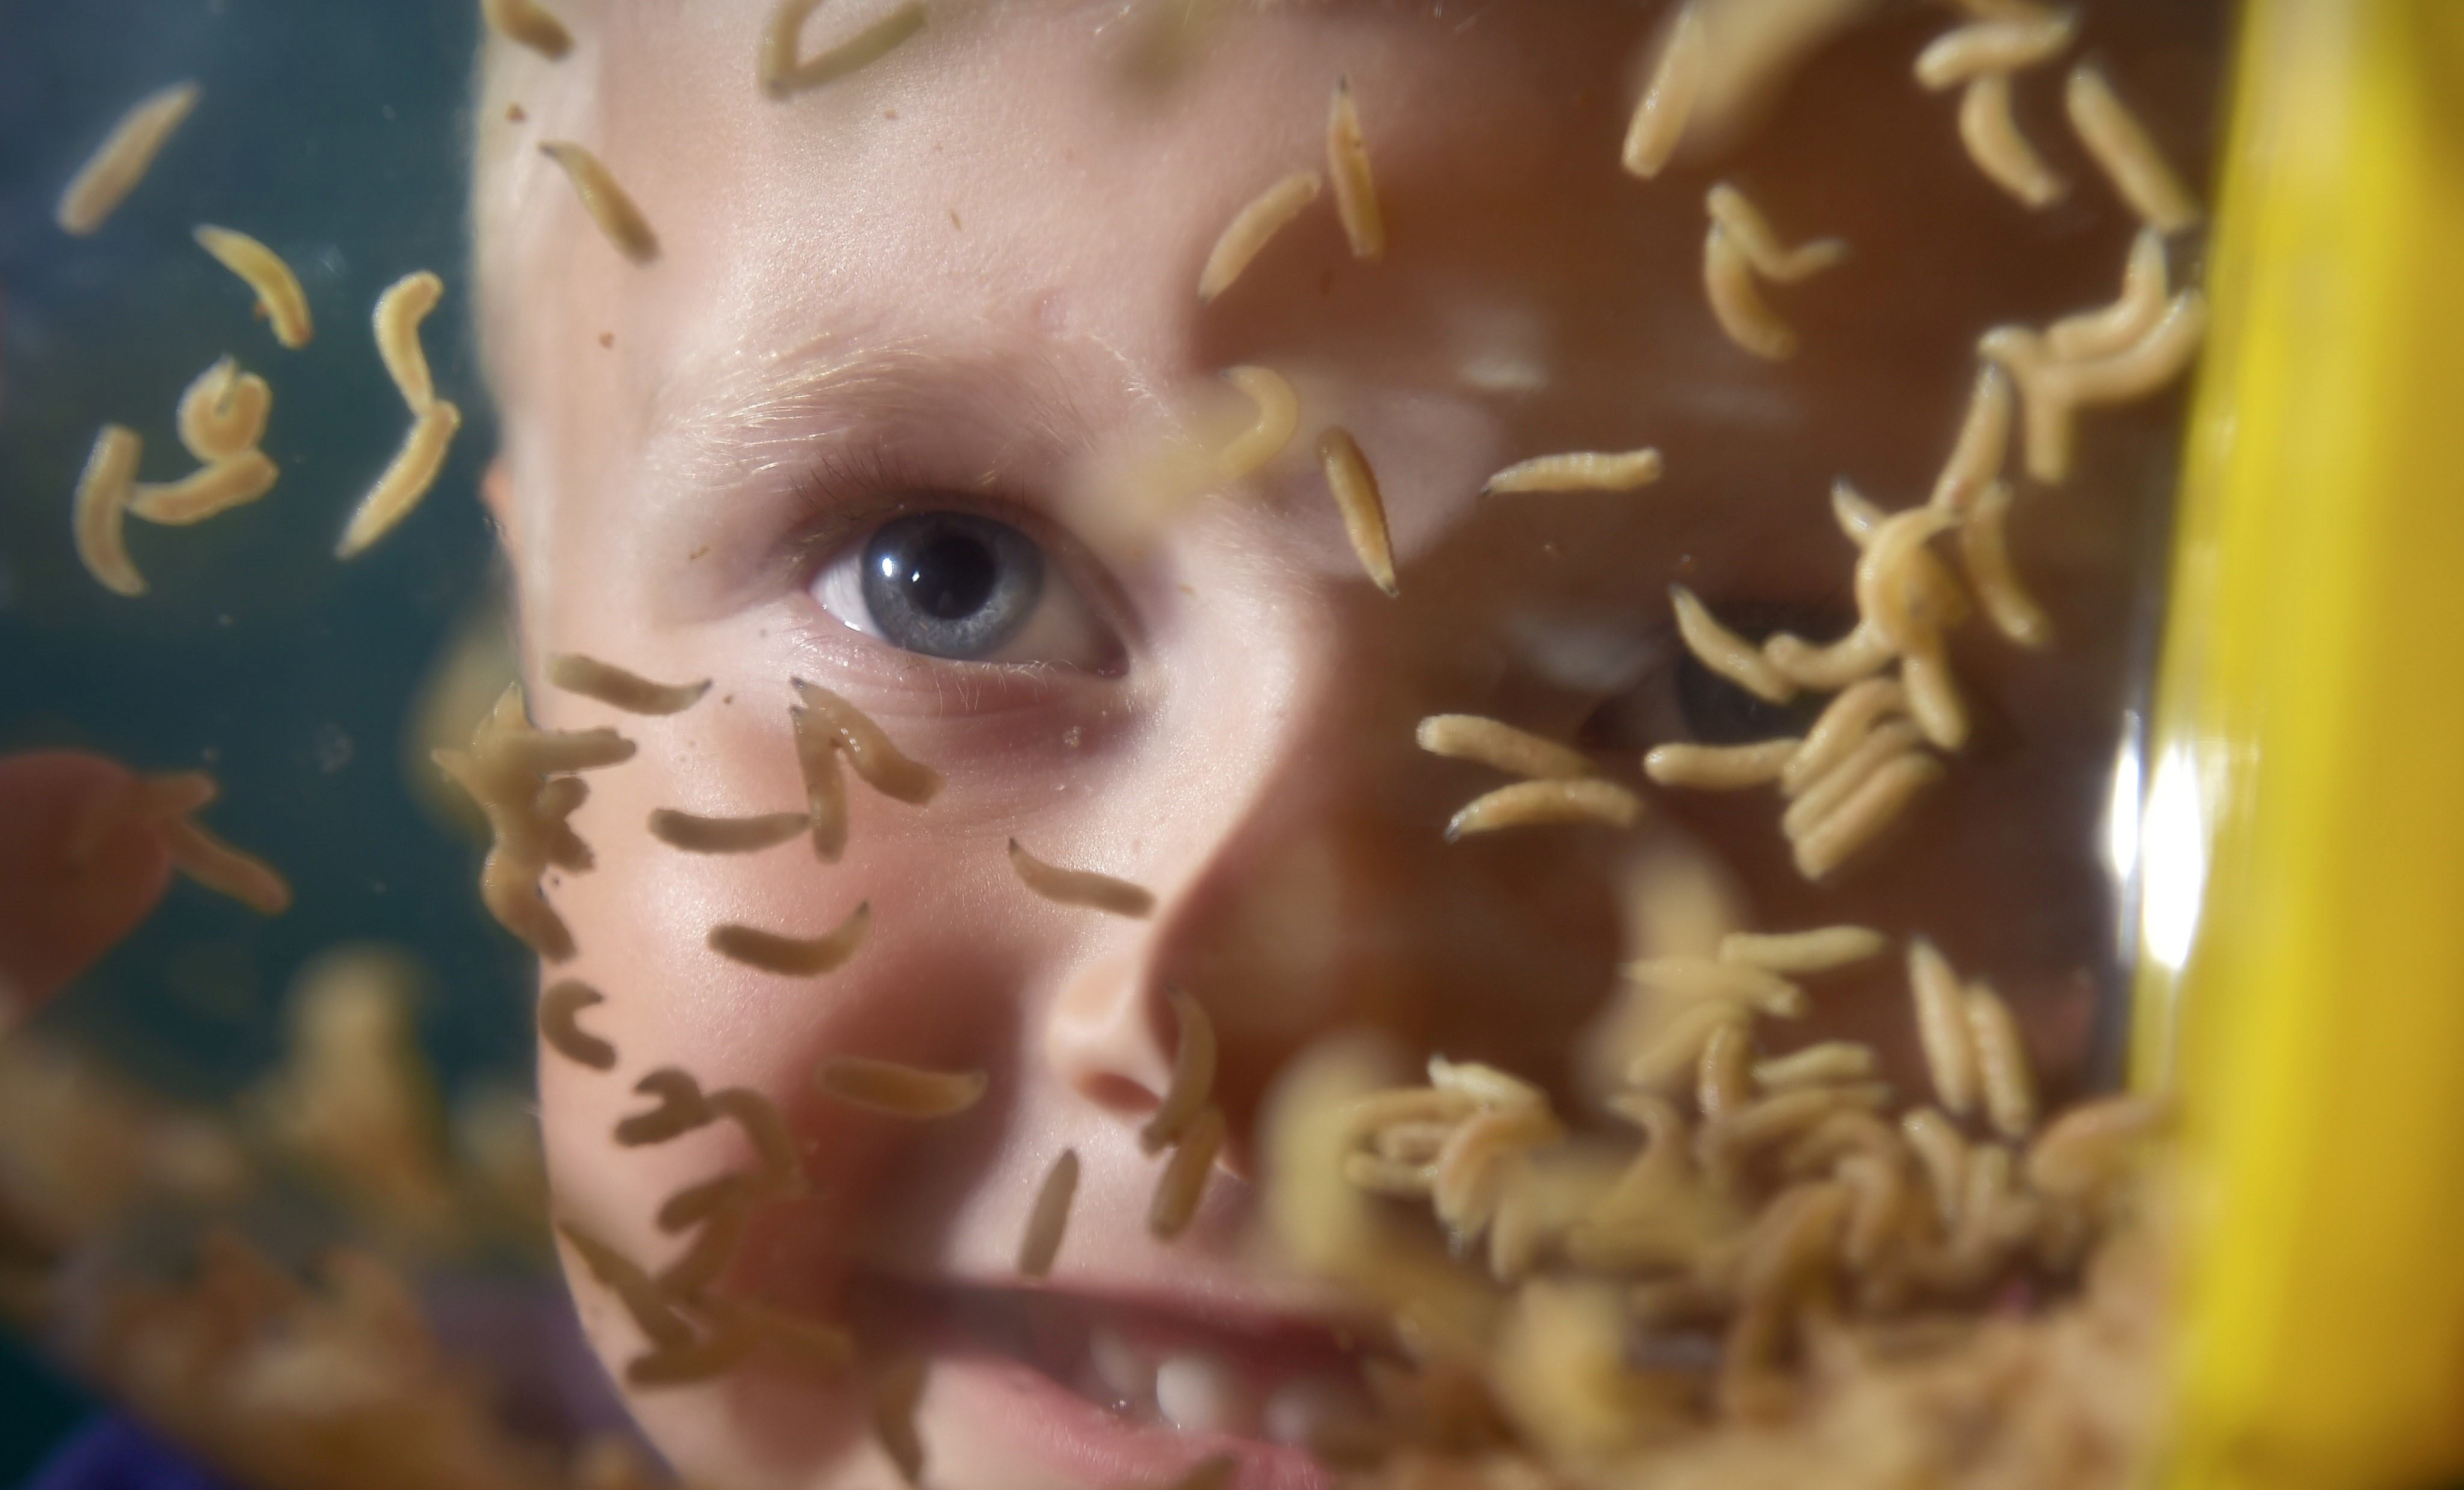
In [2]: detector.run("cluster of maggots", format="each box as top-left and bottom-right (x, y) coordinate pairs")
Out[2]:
(58, 79), (465, 589)
(1168, 0), (2203, 884)
(0, 980), (692, 1490)
(1249, 919), (2168, 1471)
(1629, 205), (2201, 881)
(1236, 1), (2195, 1479)
(66, 223), (310, 598)
(1528, 0), (2199, 880)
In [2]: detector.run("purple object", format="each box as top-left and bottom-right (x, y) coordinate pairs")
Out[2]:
(23, 1417), (235, 1490)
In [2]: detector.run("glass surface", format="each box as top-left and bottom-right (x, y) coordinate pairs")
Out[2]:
(0, 3), (2246, 1488)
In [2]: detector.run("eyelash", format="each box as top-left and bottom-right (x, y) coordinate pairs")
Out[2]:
(785, 435), (929, 562)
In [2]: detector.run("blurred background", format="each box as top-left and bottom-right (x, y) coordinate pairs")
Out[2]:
(0, 1), (573, 1476)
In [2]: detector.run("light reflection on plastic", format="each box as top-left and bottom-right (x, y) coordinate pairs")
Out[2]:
(2104, 719), (2143, 895)
(2139, 741), (2210, 974)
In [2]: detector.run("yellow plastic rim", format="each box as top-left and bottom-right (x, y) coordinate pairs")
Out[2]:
(2143, 1), (2464, 1484)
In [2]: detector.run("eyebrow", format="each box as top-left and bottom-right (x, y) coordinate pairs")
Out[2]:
(642, 325), (1108, 498)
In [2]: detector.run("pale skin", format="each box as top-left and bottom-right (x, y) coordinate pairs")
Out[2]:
(475, 3), (2220, 1486)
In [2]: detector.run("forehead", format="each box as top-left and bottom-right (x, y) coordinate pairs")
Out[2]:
(491, 0), (2131, 430)
(545, 3), (1643, 400)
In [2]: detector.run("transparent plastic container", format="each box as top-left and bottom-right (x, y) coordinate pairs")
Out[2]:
(3, 3), (2460, 1489)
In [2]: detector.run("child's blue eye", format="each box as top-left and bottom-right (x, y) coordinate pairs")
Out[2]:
(812, 511), (1118, 669)
(862, 512), (1045, 658)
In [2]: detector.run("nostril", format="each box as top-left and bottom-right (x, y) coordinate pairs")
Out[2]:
(1077, 1070), (1160, 1119)
(1041, 954), (1179, 1120)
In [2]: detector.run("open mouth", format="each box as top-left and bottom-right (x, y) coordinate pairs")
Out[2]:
(862, 1275), (1383, 1490)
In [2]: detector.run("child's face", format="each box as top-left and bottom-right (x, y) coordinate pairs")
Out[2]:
(487, 4), (2191, 1486)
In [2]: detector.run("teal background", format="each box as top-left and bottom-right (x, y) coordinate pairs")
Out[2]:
(0, 1332), (83, 1484)
(0, 0), (527, 1471)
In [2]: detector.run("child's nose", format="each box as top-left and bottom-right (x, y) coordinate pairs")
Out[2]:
(1035, 621), (1633, 1165)
(1040, 953), (1178, 1124)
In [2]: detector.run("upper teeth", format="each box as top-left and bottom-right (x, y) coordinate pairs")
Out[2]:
(1263, 1376), (1362, 1447)
(1090, 1326), (1155, 1405)
(1155, 1351), (1259, 1437)
(1085, 1325), (1364, 1443)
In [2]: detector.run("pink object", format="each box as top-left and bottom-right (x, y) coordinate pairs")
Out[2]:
(0, 752), (174, 1026)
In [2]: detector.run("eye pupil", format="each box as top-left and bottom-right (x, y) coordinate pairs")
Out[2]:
(856, 512), (1046, 661)
(896, 533), (1000, 621)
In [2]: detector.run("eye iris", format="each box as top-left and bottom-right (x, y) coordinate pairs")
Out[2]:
(896, 532), (998, 621)
(859, 513), (1045, 660)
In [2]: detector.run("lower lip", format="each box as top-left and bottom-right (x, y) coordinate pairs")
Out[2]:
(929, 1341), (1335, 1490)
